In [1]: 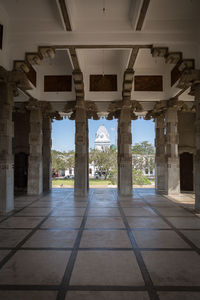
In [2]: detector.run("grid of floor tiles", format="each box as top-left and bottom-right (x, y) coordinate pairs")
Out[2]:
(0, 188), (200, 300)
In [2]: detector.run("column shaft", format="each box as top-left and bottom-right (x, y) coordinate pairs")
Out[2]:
(74, 100), (88, 196)
(0, 82), (14, 213)
(27, 108), (43, 195)
(194, 84), (200, 210)
(165, 107), (180, 195)
(155, 115), (166, 193)
(43, 116), (52, 192)
(118, 105), (132, 196)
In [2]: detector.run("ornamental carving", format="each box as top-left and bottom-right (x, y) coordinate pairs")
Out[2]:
(107, 100), (142, 120)
(145, 98), (190, 120)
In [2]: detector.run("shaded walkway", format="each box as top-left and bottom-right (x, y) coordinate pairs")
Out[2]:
(0, 189), (200, 300)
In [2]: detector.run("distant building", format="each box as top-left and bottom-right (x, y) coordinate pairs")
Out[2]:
(132, 154), (155, 178)
(95, 125), (111, 151)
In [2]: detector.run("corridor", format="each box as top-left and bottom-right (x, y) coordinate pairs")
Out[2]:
(0, 188), (200, 300)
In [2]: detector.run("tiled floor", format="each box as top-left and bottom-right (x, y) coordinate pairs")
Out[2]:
(0, 188), (200, 300)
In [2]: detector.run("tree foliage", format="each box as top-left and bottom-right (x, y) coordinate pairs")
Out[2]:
(51, 150), (75, 172)
(132, 141), (155, 155)
(89, 148), (117, 180)
(132, 169), (151, 185)
(132, 141), (155, 174)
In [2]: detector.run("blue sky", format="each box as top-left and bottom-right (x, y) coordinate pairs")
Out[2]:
(52, 118), (155, 152)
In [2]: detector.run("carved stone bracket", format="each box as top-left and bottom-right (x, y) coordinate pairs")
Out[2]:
(177, 69), (200, 91)
(107, 100), (143, 120)
(145, 98), (190, 120)
(63, 100), (99, 120)
(0, 66), (32, 92)
(50, 111), (63, 120)
(85, 101), (99, 120)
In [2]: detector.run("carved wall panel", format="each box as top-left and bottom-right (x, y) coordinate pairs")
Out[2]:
(134, 75), (163, 91)
(44, 75), (72, 92)
(90, 75), (117, 91)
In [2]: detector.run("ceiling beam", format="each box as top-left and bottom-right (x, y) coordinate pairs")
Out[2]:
(136, 0), (150, 31)
(57, 0), (72, 31)
(122, 47), (140, 99)
(68, 47), (80, 70)
(127, 47), (140, 69)
(68, 48), (84, 100)
(54, 44), (152, 50)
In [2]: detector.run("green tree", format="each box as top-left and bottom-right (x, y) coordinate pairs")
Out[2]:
(132, 141), (155, 175)
(89, 148), (117, 180)
(51, 150), (66, 171)
(65, 150), (75, 169)
(132, 169), (151, 185)
(132, 141), (155, 155)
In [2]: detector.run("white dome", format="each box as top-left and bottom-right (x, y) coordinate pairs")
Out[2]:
(95, 125), (110, 143)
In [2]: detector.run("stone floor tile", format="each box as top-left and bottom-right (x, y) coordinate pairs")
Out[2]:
(122, 207), (157, 217)
(23, 229), (77, 248)
(132, 230), (190, 248)
(65, 291), (150, 300)
(29, 201), (59, 207)
(119, 201), (147, 207)
(0, 291), (58, 300)
(167, 217), (200, 229)
(88, 208), (121, 216)
(16, 207), (52, 216)
(85, 216), (125, 228)
(149, 201), (177, 208)
(15, 201), (32, 208)
(0, 217), (44, 228)
(127, 217), (170, 229)
(89, 201), (118, 207)
(0, 229), (31, 247)
(70, 250), (144, 286)
(41, 217), (83, 229)
(181, 230), (200, 247)
(80, 230), (131, 248)
(0, 250), (10, 261)
(155, 207), (194, 216)
(58, 202), (87, 208)
(51, 207), (86, 216)
(142, 251), (200, 285)
(0, 250), (71, 285)
(158, 292), (200, 300)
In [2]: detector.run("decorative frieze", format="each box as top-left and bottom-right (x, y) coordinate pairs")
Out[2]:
(107, 100), (142, 120)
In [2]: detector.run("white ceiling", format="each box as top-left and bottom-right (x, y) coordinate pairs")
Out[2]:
(0, 0), (198, 106)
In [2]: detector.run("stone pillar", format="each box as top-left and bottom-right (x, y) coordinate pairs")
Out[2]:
(74, 100), (88, 196)
(118, 101), (132, 196)
(194, 84), (200, 210)
(86, 118), (89, 191)
(165, 107), (180, 195)
(155, 114), (166, 193)
(117, 121), (121, 190)
(0, 81), (14, 213)
(27, 105), (43, 195)
(42, 116), (52, 192)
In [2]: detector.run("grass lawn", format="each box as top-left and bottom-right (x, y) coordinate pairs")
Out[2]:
(52, 178), (113, 186)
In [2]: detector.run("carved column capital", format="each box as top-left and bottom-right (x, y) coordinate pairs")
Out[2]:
(178, 69), (200, 91)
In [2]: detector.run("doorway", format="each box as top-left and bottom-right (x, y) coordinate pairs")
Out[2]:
(14, 152), (28, 194)
(180, 152), (194, 191)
